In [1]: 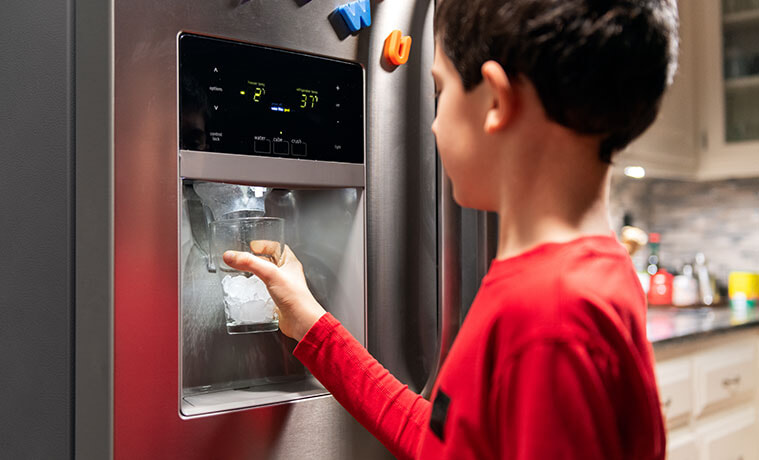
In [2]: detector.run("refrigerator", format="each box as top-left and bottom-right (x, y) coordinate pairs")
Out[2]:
(1, 0), (497, 458)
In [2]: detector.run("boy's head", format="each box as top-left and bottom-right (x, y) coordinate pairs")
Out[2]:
(430, 0), (679, 209)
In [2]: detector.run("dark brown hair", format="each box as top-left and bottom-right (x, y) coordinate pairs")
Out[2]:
(434, 0), (679, 162)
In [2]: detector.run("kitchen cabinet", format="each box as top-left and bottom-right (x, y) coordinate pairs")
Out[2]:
(694, 0), (759, 180)
(618, 0), (699, 179)
(693, 339), (758, 417)
(654, 329), (759, 460)
(667, 429), (698, 460)
(616, 0), (759, 180)
(697, 407), (759, 460)
(657, 357), (693, 429)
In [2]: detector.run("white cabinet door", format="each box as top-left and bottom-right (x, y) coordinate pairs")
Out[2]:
(697, 407), (759, 460)
(694, 0), (759, 180)
(667, 429), (698, 460)
(617, 0), (698, 179)
(657, 358), (693, 428)
(693, 341), (758, 417)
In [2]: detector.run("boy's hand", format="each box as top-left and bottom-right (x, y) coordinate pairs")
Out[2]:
(223, 242), (326, 341)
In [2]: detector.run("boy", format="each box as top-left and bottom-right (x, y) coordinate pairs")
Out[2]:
(225, 0), (676, 458)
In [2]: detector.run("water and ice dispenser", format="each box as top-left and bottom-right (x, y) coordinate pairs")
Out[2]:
(178, 33), (366, 416)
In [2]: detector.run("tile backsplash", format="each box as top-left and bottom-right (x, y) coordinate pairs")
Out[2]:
(610, 176), (759, 286)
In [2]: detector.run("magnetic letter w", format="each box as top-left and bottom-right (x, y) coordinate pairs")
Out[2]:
(337, 0), (372, 33)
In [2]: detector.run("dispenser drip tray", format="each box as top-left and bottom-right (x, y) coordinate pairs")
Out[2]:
(181, 376), (326, 416)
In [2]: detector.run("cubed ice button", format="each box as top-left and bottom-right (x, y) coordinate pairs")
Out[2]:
(273, 141), (290, 155)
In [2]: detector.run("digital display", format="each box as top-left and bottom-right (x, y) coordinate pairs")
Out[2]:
(179, 33), (364, 164)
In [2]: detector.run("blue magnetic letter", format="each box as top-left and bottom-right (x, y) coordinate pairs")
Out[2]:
(337, 0), (371, 33)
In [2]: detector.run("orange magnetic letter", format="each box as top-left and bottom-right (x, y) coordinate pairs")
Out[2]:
(383, 30), (412, 66)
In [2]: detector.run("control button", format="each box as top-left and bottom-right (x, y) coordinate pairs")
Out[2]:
(209, 131), (223, 143)
(273, 140), (290, 156)
(210, 66), (222, 84)
(292, 142), (307, 157)
(254, 139), (272, 154)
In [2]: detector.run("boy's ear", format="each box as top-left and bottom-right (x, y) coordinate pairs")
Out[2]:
(481, 61), (515, 134)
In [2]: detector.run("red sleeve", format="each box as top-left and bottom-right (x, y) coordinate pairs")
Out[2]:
(495, 339), (624, 460)
(293, 313), (431, 460)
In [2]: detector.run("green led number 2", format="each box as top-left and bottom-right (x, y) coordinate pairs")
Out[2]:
(253, 87), (265, 103)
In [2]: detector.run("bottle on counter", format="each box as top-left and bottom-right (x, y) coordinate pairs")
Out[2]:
(646, 233), (661, 276)
(672, 264), (699, 307)
(619, 214), (651, 294)
(649, 269), (674, 306)
(645, 233), (675, 306)
(694, 253), (720, 306)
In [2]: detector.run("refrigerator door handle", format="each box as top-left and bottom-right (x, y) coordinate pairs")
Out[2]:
(422, 162), (462, 399)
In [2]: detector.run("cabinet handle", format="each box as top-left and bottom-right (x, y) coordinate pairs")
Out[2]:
(661, 397), (673, 410)
(722, 375), (742, 387)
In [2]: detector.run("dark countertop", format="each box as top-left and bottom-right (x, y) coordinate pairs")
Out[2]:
(647, 306), (759, 346)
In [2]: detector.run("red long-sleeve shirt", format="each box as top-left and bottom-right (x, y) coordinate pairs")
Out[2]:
(293, 235), (666, 459)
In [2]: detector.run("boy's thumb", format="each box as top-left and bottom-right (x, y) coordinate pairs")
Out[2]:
(222, 250), (278, 284)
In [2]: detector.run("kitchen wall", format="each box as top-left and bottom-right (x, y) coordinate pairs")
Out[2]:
(610, 176), (759, 286)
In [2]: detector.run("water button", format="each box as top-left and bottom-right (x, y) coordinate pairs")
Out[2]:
(273, 140), (290, 156)
(292, 142), (307, 157)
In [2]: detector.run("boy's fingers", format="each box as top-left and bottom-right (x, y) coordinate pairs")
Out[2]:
(223, 250), (278, 283)
(279, 244), (297, 267)
(249, 240), (284, 265)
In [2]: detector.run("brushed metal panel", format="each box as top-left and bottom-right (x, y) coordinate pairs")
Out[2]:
(267, 396), (390, 460)
(365, 0), (438, 392)
(1, 1), (76, 457)
(113, 0), (433, 458)
(76, 1), (114, 459)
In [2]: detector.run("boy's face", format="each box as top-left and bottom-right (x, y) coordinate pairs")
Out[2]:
(431, 43), (499, 211)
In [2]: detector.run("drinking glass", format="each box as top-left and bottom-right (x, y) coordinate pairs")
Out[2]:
(209, 217), (284, 334)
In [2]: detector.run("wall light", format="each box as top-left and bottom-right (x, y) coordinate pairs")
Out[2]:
(623, 166), (646, 179)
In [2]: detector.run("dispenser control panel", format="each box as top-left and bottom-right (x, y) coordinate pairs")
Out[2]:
(179, 33), (364, 164)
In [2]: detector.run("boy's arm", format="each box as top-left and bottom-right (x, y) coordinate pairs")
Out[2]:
(494, 339), (624, 460)
(294, 313), (431, 460)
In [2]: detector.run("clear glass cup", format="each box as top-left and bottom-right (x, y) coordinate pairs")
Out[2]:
(209, 217), (284, 334)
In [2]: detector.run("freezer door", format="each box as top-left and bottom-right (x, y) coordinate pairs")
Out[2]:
(91, 0), (439, 459)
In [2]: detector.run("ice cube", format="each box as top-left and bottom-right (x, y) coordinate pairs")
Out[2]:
(221, 274), (276, 324)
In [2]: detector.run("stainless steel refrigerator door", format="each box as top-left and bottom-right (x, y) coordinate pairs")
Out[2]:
(103, 0), (437, 458)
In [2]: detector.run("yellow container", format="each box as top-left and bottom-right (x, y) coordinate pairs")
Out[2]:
(728, 271), (759, 309)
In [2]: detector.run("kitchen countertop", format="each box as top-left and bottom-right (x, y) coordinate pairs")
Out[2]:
(647, 305), (759, 346)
